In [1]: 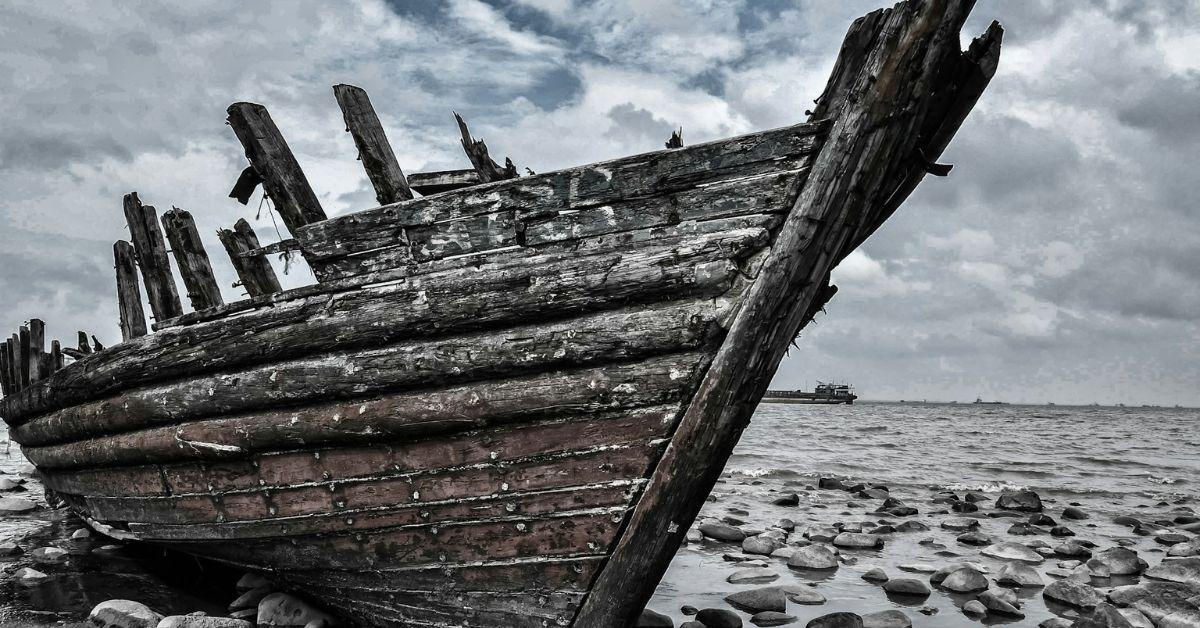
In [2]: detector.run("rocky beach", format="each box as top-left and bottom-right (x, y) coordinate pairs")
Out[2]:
(3, 402), (1199, 627)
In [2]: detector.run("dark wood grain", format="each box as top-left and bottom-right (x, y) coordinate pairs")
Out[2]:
(113, 241), (148, 341)
(226, 102), (326, 232)
(123, 193), (183, 321)
(333, 84), (413, 205)
(217, 218), (282, 298)
(161, 208), (224, 310)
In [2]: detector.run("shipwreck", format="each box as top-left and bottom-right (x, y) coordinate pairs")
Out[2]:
(0, 1), (1001, 625)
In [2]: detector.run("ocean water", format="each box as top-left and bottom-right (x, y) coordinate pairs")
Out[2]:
(3, 402), (1198, 626)
(650, 402), (1199, 626)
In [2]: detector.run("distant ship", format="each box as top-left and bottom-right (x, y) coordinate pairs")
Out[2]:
(763, 382), (858, 405)
(973, 397), (1008, 405)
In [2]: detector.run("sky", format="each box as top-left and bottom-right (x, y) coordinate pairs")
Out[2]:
(0, 0), (1197, 406)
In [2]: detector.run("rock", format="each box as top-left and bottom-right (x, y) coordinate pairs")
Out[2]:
(785, 587), (826, 605)
(725, 587), (786, 613)
(236, 573), (273, 592)
(751, 611), (797, 627)
(957, 531), (991, 546)
(998, 562), (1045, 587)
(681, 623), (706, 628)
(940, 567), (989, 593)
(636, 609), (674, 627)
(1071, 603), (1135, 628)
(70, 528), (92, 540)
(1087, 547), (1145, 576)
(0, 497), (37, 513)
(701, 522), (748, 543)
(744, 535), (786, 556)
(860, 610), (910, 628)
(1155, 533), (1191, 546)
(803, 526), (840, 543)
(1041, 620), (1073, 628)
(682, 605), (699, 616)
(880, 498), (918, 517)
(861, 568), (888, 583)
(818, 478), (845, 490)
(833, 533), (882, 549)
(1052, 526), (1076, 537)
(962, 600), (987, 617)
(978, 590), (1024, 618)
(1113, 515), (1141, 527)
(897, 563), (937, 574)
(157, 618), (254, 628)
(770, 547), (797, 560)
(773, 493), (800, 507)
(1062, 507), (1089, 520)
(696, 608), (743, 628)
(230, 586), (274, 611)
(1055, 541), (1093, 559)
(728, 568), (780, 584)
(859, 488), (890, 500)
(996, 490), (1043, 512)
(1169, 540), (1200, 558)
(0, 476), (25, 491)
(1143, 557), (1200, 586)
(256, 593), (334, 627)
(0, 541), (22, 556)
(952, 501), (979, 513)
(788, 545), (839, 570)
(1008, 522), (1041, 535)
(894, 521), (929, 533)
(981, 542), (1045, 564)
(1044, 579), (1102, 609)
(30, 546), (69, 564)
(88, 600), (164, 628)
(1116, 609), (1153, 628)
(941, 517), (980, 531)
(806, 613), (863, 628)
(882, 579), (930, 598)
(14, 567), (48, 585)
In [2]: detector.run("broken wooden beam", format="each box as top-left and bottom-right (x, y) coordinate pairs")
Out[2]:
(91, 336), (105, 352)
(50, 340), (63, 372)
(28, 319), (46, 382)
(238, 238), (300, 258)
(226, 102), (326, 233)
(77, 331), (92, 354)
(665, 128), (683, 149)
(218, 219), (282, 298)
(453, 112), (518, 183)
(407, 169), (482, 196)
(7, 335), (19, 393)
(333, 84), (413, 205)
(18, 325), (31, 387)
(114, 240), (149, 341)
(123, 193), (183, 321)
(161, 207), (224, 311)
(0, 339), (11, 396)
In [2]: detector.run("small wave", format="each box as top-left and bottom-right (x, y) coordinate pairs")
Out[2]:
(1149, 476), (1181, 485)
(855, 425), (890, 433)
(941, 481), (1031, 493)
(728, 467), (803, 479)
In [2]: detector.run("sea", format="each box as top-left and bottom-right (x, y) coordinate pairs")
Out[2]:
(2, 402), (1197, 626)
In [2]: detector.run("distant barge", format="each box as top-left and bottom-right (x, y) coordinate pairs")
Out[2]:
(763, 383), (858, 405)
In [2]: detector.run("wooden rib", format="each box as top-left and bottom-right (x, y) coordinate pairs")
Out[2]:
(407, 169), (481, 195)
(226, 102), (326, 233)
(50, 340), (63, 373)
(123, 193), (183, 321)
(333, 84), (413, 205)
(77, 331), (92, 354)
(161, 208), (224, 310)
(217, 219), (282, 298)
(18, 325), (31, 387)
(294, 120), (827, 261)
(0, 340), (11, 395)
(7, 335), (20, 392)
(573, 2), (1003, 623)
(113, 241), (148, 341)
(27, 319), (45, 383)
(454, 112), (517, 184)
(1, 228), (752, 425)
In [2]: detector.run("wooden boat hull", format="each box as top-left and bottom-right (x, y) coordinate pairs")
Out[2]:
(1, 2), (1001, 625)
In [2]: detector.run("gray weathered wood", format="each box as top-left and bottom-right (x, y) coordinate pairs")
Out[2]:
(454, 112), (518, 183)
(0, 339), (11, 395)
(123, 193), (183, 321)
(333, 84), (413, 205)
(91, 335), (104, 352)
(665, 128), (683, 149)
(573, 1), (1003, 623)
(50, 340), (63, 372)
(18, 326), (31, 387)
(114, 240), (149, 341)
(161, 208), (224, 311)
(226, 102), (326, 233)
(407, 169), (480, 195)
(239, 238), (300, 258)
(7, 334), (19, 393)
(78, 331), (92, 354)
(217, 219), (282, 298)
(28, 319), (45, 383)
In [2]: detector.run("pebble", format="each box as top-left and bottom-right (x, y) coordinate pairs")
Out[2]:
(833, 532), (882, 549)
(700, 522), (748, 543)
(805, 612), (863, 628)
(256, 593), (335, 627)
(881, 578), (930, 598)
(981, 542), (1045, 564)
(751, 611), (797, 627)
(939, 567), (989, 593)
(0, 496), (37, 513)
(88, 600), (164, 628)
(636, 609), (673, 627)
(788, 545), (839, 570)
(996, 490), (1043, 512)
(696, 608), (743, 628)
(1043, 578), (1102, 609)
(30, 546), (70, 564)
(725, 587), (786, 613)
(728, 568), (780, 584)
(14, 566), (49, 585)
(940, 517), (979, 531)
(157, 618), (254, 628)
(997, 561), (1044, 587)
(860, 610), (910, 628)
(861, 568), (888, 583)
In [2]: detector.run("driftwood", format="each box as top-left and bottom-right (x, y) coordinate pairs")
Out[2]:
(453, 112), (518, 183)
(226, 102), (326, 233)
(407, 169), (480, 195)
(333, 84), (413, 205)
(217, 219), (281, 298)
(113, 240), (148, 341)
(123, 193), (183, 321)
(161, 208), (224, 311)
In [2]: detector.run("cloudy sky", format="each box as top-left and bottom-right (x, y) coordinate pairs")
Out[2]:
(0, 0), (1197, 406)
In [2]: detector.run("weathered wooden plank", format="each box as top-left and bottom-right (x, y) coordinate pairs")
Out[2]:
(239, 238), (300, 258)
(49, 340), (63, 373)
(161, 208), (224, 310)
(113, 240), (148, 341)
(408, 169), (481, 195)
(1, 229), (752, 425)
(454, 112), (518, 183)
(0, 340), (11, 395)
(226, 102), (326, 232)
(408, 211), (518, 262)
(18, 325), (31, 387)
(299, 585), (582, 628)
(573, 2), (1003, 623)
(292, 120), (827, 260)
(123, 193), (183, 321)
(27, 319), (45, 383)
(217, 219), (281, 298)
(7, 335), (19, 392)
(283, 558), (603, 595)
(333, 84), (413, 205)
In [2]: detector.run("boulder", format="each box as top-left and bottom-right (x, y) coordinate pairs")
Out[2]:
(1043, 579), (1102, 609)
(157, 618), (254, 628)
(881, 579), (930, 598)
(998, 562), (1044, 587)
(957, 532), (991, 546)
(939, 567), (989, 593)
(861, 568), (888, 583)
(785, 587), (826, 605)
(773, 493), (800, 507)
(1169, 540), (1200, 558)
(996, 490), (1043, 512)
(788, 545), (839, 570)
(1054, 541), (1093, 559)
(1071, 603), (1135, 628)
(805, 613), (863, 628)
(860, 610), (910, 628)
(962, 600), (986, 617)
(978, 590), (1024, 618)
(981, 542), (1045, 564)
(833, 533), (882, 549)
(1062, 507), (1089, 520)
(725, 587), (787, 613)
(751, 611), (797, 627)
(1087, 547), (1145, 576)
(696, 608), (743, 628)
(0, 497), (37, 513)
(744, 535), (786, 556)
(636, 609), (674, 627)
(88, 600), (164, 628)
(701, 522), (748, 543)
(256, 593), (334, 627)
(728, 568), (780, 584)
(1143, 557), (1200, 586)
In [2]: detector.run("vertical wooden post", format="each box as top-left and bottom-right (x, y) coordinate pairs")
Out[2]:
(91, 336), (105, 352)
(18, 325), (31, 387)
(162, 208), (225, 310)
(453, 112), (518, 183)
(333, 84), (414, 205)
(7, 335), (19, 392)
(114, 240), (149, 341)
(50, 340), (63, 372)
(0, 340), (10, 396)
(28, 318), (46, 382)
(78, 331), (93, 354)
(123, 192), (183, 321)
(218, 219), (282, 298)
(226, 102), (326, 233)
